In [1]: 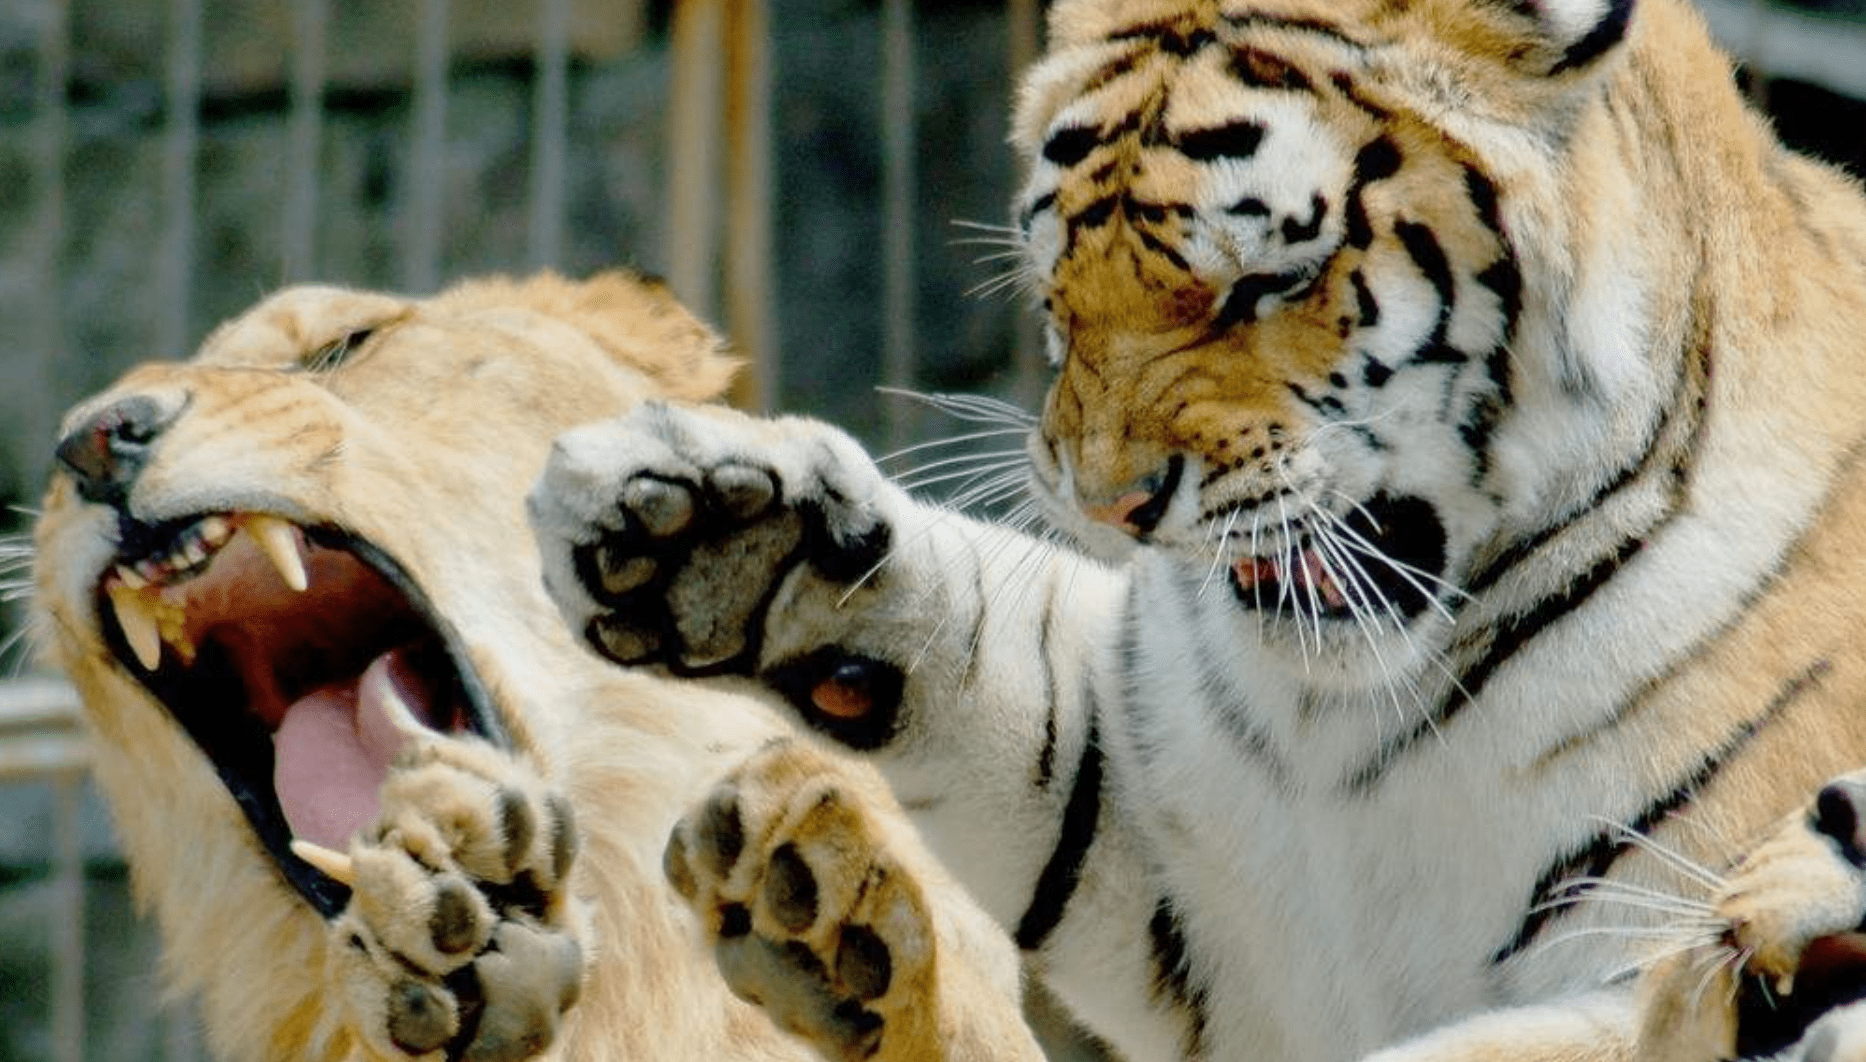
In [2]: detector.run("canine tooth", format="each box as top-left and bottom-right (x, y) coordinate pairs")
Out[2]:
(107, 584), (163, 670)
(289, 839), (356, 887)
(115, 564), (148, 591)
(248, 516), (308, 592)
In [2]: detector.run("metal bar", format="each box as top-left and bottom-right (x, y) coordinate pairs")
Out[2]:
(158, 0), (204, 357)
(402, 0), (451, 293)
(724, 0), (775, 410)
(22, 0), (68, 464)
(282, 0), (329, 282)
(664, 0), (726, 321)
(880, 0), (919, 448)
(527, 0), (571, 270)
(51, 771), (84, 1062)
(1007, 0), (1046, 408)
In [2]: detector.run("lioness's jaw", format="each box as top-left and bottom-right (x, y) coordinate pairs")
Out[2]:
(68, 497), (500, 913)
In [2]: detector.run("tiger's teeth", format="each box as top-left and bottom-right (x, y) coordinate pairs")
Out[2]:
(107, 583), (163, 671)
(115, 564), (148, 591)
(289, 839), (356, 887)
(248, 516), (308, 592)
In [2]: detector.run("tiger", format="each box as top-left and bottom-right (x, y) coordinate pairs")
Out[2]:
(27, 272), (985, 1061)
(524, 0), (1866, 1059)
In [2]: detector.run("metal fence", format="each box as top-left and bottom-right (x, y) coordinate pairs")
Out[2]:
(1, 0), (1863, 1058)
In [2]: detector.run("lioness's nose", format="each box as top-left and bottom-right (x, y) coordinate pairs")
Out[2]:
(55, 394), (179, 506)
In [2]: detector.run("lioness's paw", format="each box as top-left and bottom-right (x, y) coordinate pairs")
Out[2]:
(1637, 773), (1866, 1062)
(323, 739), (585, 1062)
(665, 739), (939, 1062)
(528, 402), (891, 680)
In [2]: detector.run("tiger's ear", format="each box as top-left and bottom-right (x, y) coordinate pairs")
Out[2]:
(1415, 0), (1637, 80)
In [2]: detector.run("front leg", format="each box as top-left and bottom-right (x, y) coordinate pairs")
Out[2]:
(665, 736), (1046, 1062)
(528, 401), (1180, 1062)
(312, 737), (586, 1062)
(530, 401), (920, 749)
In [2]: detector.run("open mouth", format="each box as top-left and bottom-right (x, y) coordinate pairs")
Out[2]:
(95, 511), (498, 916)
(1736, 929), (1866, 1057)
(1229, 493), (1448, 621)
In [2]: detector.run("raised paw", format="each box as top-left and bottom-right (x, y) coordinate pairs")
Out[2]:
(310, 738), (585, 1062)
(529, 403), (915, 748)
(1637, 772), (1866, 1062)
(665, 739), (939, 1062)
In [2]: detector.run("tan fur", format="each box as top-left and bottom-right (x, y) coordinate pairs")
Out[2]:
(33, 273), (812, 1061)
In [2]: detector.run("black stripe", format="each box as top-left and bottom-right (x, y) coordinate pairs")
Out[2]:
(1034, 575), (1062, 790)
(1342, 534), (1645, 796)
(1149, 897), (1212, 1058)
(1020, 191), (1057, 232)
(1214, 271), (1312, 329)
(1463, 164), (1504, 238)
(1014, 714), (1104, 951)
(1339, 305), (1714, 792)
(1490, 659), (1829, 965)
(1281, 194), (1329, 244)
(959, 561), (989, 693)
(1229, 45), (1314, 92)
(1222, 12), (1365, 51)
(1548, 0), (1635, 75)
(1344, 137), (1402, 250)
(1073, 195), (1120, 231)
(1350, 269), (1380, 328)
(1475, 258), (1523, 342)
(1110, 22), (1217, 57)
(1174, 120), (1267, 162)
(1135, 226), (1193, 273)
(1395, 219), (1455, 345)
(1466, 293), (1712, 595)
(1043, 126), (1100, 168)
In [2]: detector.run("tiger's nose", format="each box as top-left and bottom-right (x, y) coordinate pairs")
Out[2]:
(1081, 455), (1185, 536)
(55, 394), (180, 506)
(1813, 778), (1866, 867)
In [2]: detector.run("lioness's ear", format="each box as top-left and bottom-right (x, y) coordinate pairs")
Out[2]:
(567, 271), (741, 403)
(490, 271), (741, 403)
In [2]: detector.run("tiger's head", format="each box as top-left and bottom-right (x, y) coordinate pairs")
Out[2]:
(1010, 0), (1679, 666)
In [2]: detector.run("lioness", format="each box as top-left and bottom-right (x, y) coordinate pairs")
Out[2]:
(29, 273), (955, 1060)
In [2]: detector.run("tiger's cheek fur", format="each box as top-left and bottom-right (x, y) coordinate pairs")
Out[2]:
(1023, 37), (1525, 583)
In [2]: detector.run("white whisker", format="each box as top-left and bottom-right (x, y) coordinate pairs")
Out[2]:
(878, 427), (1030, 465)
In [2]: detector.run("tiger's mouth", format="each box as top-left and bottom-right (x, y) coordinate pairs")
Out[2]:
(1227, 493), (1449, 622)
(93, 511), (498, 916)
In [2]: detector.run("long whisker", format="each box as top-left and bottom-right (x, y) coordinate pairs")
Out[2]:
(1583, 817), (1727, 893)
(878, 388), (1037, 427)
(878, 427), (1030, 465)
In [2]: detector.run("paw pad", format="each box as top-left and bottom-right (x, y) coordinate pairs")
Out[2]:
(331, 740), (585, 1062)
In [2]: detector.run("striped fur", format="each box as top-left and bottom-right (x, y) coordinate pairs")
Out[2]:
(534, 1), (1866, 1060)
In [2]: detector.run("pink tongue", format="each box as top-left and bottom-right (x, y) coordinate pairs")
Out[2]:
(274, 648), (429, 851)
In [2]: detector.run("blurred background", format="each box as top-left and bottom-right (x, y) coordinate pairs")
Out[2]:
(0, 0), (1861, 1058)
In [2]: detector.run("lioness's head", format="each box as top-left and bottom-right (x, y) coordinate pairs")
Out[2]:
(33, 271), (733, 917)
